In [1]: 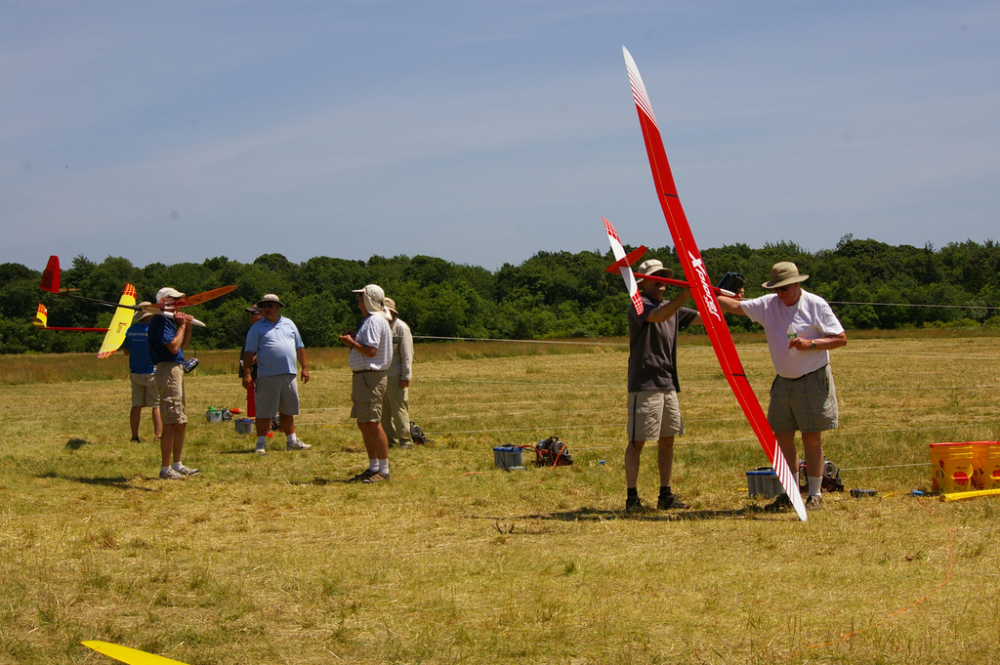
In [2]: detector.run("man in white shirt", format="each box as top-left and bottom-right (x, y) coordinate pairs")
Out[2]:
(339, 284), (393, 483)
(718, 262), (847, 511)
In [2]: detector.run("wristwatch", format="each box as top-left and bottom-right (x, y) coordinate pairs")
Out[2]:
(810, 340), (817, 350)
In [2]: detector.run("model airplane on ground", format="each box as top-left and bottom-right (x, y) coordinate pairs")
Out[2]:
(38, 256), (231, 358)
(620, 46), (807, 520)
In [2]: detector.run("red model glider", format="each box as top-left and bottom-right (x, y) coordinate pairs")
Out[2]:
(622, 46), (806, 520)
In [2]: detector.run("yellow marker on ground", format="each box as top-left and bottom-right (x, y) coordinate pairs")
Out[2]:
(82, 640), (190, 665)
(940, 488), (1000, 502)
(97, 284), (137, 359)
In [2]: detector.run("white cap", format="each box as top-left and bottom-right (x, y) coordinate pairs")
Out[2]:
(352, 284), (390, 319)
(155, 287), (185, 303)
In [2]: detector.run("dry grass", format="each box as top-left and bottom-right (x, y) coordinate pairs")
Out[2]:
(1, 332), (999, 665)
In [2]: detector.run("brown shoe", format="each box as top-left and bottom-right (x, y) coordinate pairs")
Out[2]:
(348, 468), (378, 483)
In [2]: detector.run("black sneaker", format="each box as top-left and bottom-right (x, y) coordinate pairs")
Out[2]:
(657, 494), (689, 510)
(130, 436), (141, 443)
(625, 496), (644, 513)
(764, 493), (793, 512)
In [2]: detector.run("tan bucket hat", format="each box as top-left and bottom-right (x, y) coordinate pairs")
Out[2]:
(635, 259), (673, 281)
(133, 301), (155, 321)
(257, 294), (285, 308)
(762, 262), (809, 289)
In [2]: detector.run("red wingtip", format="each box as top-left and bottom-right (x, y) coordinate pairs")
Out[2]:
(40, 256), (60, 293)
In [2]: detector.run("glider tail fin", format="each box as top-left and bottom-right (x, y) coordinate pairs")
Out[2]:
(33, 304), (48, 329)
(40, 256), (60, 293)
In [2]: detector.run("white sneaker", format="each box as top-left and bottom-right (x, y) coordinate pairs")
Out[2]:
(287, 438), (311, 451)
(255, 441), (267, 455)
(159, 467), (184, 480)
(173, 464), (200, 477)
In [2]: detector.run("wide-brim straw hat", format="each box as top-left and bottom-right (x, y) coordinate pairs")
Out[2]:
(133, 302), (155, 321)
(257, 294), (285, 308)
(762, 262), (809, 289)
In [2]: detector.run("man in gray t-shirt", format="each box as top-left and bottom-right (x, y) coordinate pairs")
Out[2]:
(625, 260), (701, 513)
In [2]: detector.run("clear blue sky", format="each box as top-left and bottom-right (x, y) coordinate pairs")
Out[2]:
(3, 1), (997, 272)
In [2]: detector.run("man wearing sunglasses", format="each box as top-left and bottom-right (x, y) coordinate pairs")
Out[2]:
(717, 262), (847, 512)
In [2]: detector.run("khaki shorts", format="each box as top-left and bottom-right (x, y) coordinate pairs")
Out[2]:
(627, 390), (684, 442)
(768, 364), (838, 433)
(254, 373), (300, 419)
(350, 371), (387, 423)
(153, 362), (187, 425)
(130, 373), (159, 408)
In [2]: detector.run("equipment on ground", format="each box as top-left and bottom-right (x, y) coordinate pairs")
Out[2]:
(410, 421), (433, 444)
(529, 437), (573, 467)
(798, 459), (845, 493)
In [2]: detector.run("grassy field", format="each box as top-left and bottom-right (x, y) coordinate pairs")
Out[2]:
(1, 331), (999, 665)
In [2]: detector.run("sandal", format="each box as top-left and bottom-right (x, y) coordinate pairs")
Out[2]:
(362, 471), (391, 484)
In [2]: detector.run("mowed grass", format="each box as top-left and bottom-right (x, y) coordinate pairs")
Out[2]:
(1, 332), (999, 665)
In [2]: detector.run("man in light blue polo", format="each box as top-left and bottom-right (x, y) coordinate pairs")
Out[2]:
(242, 294), (311, 454)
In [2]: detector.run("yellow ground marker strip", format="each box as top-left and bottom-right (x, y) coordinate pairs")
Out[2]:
(82, 641), (190, 665)
(940, 488), (1000, 501)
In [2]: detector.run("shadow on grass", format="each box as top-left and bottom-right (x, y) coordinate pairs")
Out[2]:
(219, 449), (259, 455)
(516, 506), (756, 522)
(289, 476), (364, 485)
(65, 438), (89, 450)
(37, 473), (156, 492)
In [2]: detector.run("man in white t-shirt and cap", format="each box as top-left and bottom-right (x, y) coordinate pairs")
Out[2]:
(717, 262), (847, 511)
(339, 284), (393, 483)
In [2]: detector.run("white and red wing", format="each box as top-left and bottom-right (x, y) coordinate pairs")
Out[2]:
(603, 217), (644, 315)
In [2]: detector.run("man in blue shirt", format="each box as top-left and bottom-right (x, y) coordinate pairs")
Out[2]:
(242, 294), (311, 454)
(148, 287), (200, 480)
(121, 303), (161, 442)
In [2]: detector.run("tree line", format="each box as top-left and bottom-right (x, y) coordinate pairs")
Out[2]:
(1, 235), (998, 354)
